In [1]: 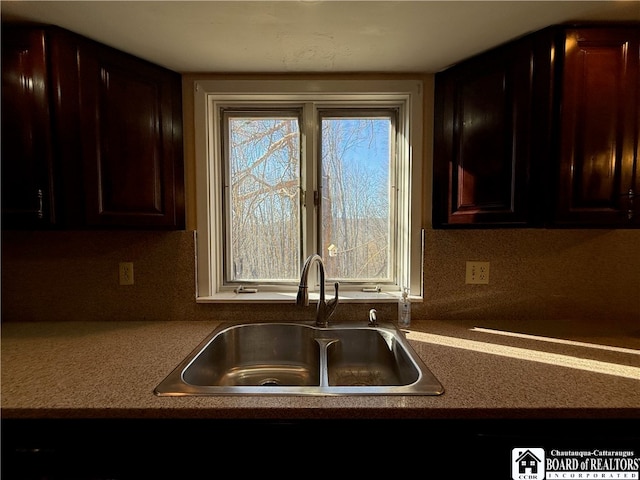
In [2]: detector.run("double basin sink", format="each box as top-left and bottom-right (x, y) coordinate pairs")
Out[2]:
(154, 321), (444, 396)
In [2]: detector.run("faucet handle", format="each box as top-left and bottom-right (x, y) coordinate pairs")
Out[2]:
(368, 308), (378, 326)
(327, 282), (339, 307)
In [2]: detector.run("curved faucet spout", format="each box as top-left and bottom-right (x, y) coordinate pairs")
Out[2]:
(296, 254), (339, 327)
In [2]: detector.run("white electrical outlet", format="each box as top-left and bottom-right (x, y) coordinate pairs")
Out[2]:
(119, 262), (134, 285)
(465, 261), (489, 284)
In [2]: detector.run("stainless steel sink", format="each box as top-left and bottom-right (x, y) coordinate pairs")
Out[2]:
(154, 321), (444, 396)
(181, 323), (321, 388)
(326, 328), (421, 387)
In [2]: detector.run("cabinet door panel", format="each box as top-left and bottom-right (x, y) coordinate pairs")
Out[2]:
(1, 29), (55, 226)
(96, 63), (164, 214)
(79, 43), (184, 228)
(456, 69), (514, 213)
(434, 39), (534, 226)
(556, 27), (639, 226)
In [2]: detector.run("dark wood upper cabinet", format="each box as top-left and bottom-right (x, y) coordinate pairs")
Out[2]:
(554, 27), (639, 226)
(433, 24), (639, 228)
(1, 25), (185, 230)
(433, 36), (540, 227)
(1, 28), (57, 227)
(77, 40), (184, 228)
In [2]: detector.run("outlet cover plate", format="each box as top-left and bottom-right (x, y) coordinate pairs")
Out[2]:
(119, 262), (134, 285)
(465, 261), (489, 284)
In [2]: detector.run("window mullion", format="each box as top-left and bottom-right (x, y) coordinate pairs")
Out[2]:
(301, 102), (317, 289)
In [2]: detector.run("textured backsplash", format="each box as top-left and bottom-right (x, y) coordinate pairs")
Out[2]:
(2, 228), (638, 324)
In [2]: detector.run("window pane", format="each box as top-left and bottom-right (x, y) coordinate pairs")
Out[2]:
(225, 113), (301, 282)
(320, 112), (394, 282)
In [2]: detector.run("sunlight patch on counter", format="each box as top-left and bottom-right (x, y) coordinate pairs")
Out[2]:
(470, 327), (640, 356)
(405, 331), (640, 380)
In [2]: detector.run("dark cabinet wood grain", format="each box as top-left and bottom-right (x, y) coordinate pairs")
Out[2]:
(1, 25), (185, 230)
(77, 40), (185, 228)
(433, 37), (538, 226)
(1, 29), (57, 227)
(554, 27), (640, 226)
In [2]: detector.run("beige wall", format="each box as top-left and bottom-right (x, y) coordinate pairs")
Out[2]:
(2, 74), (639, 324)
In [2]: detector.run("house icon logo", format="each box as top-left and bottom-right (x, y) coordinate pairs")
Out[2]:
(512, 448), (545, 480)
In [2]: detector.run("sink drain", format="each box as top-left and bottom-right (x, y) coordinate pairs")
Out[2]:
(259, 378), (281, 386)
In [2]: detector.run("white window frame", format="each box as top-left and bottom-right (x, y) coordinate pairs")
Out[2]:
(193, 79), (424, 304)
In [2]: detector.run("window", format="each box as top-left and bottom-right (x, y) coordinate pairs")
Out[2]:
(194, 79), (424, 303)
(318, 110), (396, 283)
(223, 109), (302, 283)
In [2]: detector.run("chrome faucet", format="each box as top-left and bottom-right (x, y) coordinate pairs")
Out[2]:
(296, 254), (339, 327)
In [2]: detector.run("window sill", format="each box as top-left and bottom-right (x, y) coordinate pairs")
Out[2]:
(196, 291), (422, 304)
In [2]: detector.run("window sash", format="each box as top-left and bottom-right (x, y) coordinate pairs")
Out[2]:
(221, 108), (303, 284)
(220, 104), (400, 288)
(317, 108), (398, 285)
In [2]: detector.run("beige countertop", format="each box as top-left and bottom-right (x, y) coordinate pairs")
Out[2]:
(2, 318), (639, 420)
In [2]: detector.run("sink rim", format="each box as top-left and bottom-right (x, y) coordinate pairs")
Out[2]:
(154, 320), (445, 397)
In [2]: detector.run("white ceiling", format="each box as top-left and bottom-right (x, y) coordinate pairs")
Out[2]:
(2, 1), (639, 73)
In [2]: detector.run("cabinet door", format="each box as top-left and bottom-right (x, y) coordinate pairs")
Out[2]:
(77, 41), (185, 228)
(555, 27), (640, 227)
(1, 29), (56, 227)
(433, 38), (536, 227)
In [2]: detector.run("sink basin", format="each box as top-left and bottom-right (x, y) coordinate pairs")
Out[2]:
(326, 328), (420, 387)
(154, 321), (444, 396)
(182, 323), (320, 387)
